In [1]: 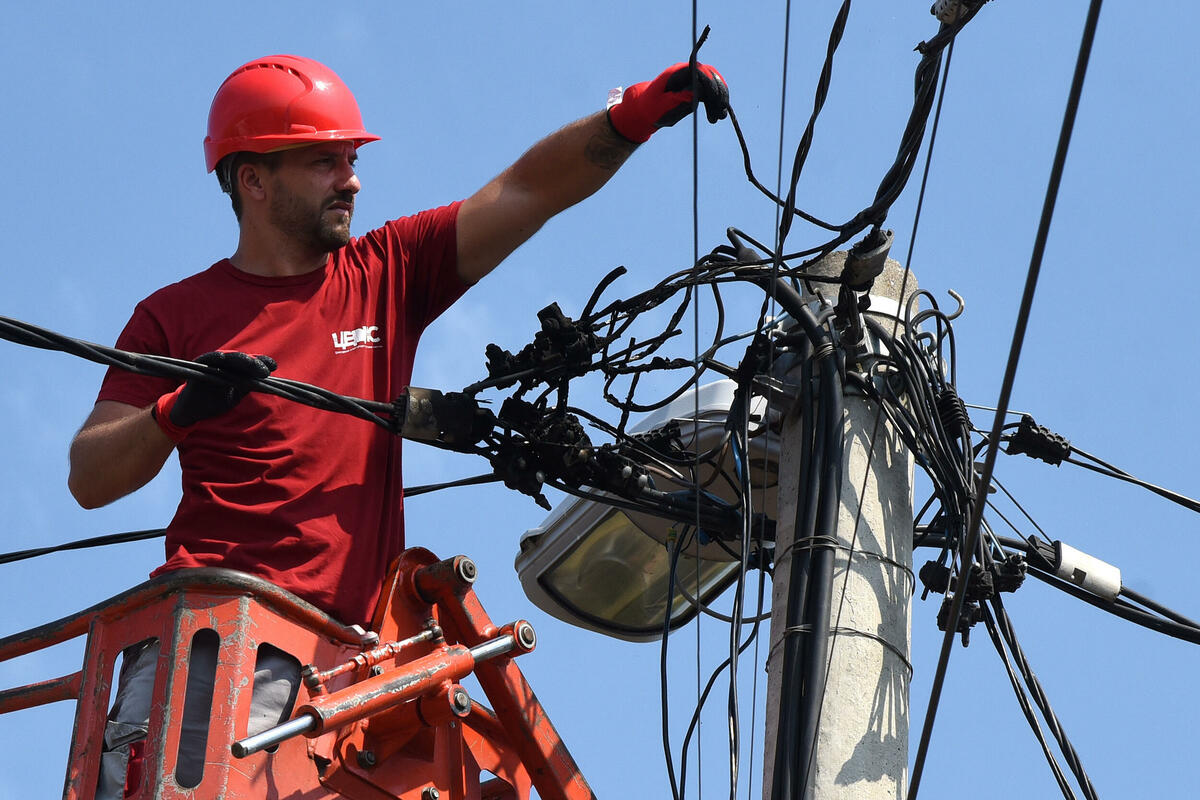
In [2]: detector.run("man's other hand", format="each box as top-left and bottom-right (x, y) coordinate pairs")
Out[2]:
(155, 351), (277, 439)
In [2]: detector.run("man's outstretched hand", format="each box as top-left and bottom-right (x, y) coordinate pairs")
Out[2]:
(607, 61), (730, 144)
(154, 350), (277, 440)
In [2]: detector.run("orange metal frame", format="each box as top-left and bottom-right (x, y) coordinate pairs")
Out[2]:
(0, 547), (596, 800)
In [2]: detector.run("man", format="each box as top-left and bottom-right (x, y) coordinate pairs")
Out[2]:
(68, 54), (728, 795)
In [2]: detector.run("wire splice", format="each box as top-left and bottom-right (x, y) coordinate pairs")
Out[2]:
(1026, 539), (1122, 603)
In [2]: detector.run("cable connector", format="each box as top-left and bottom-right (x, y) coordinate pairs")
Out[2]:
(993, 553), (1027, 594)
(919, 560), (951, 596)
(841, 228), (894, 292)
(393, 387), (496, 449)
(1005, 414), (1071, 466)
(1025, 538), (1121, 602)
(481, 303), (600, 393)
(621, 420), (685, 462)
(936, 596), (983, 647)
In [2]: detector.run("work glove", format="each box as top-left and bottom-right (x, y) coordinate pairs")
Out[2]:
(607, 61), (730, 144)
(153, 350), (277, 441)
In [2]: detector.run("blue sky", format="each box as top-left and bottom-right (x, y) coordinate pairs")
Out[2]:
(2, 2), (1198, 798)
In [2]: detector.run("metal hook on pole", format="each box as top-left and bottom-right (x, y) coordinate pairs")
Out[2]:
(945, 289), (965, 321)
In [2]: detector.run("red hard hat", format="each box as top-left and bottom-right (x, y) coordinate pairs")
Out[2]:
(203, 55), (380, 172)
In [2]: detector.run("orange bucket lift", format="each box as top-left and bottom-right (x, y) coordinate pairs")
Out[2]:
(0, 547), (595, 799)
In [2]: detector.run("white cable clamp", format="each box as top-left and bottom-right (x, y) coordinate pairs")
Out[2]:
(1055, 542), (1121, 602)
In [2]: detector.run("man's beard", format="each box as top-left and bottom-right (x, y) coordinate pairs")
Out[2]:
(269, 186), (353, 253)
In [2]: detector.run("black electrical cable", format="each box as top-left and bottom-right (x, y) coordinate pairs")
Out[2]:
(677, 568), (769, 799)
(748, 7), (796, 789)
(791, 338), (843, 800)
(688, 16), (707, 799)
(661, 528), (688, 800)
(568, 0), (991, 428)
(771, 4), (981, 278)
(980, 603), (1080, 800)
(0, 528), (166, 565)
(805, 29), (959, 781)
(2, 315), (757, 544)
(908, 4), (1105, 794)
(0, 316), (395, 428)
(916, 531), (1200, 648)
(864, 248), (1123, 800)
(769, 335), (815, 800)
(776, 0), (853, 250)
(1062, 456), (1200, 514)
(560, 406), (694, 476)
(726, 108), (839, 232)
(1119, 586), (1200, 630)
(403, 474), (502, 498)
(987, 595), (1100, 800)
(1027, 570), (1200, 646)
(723, 402), (754, 798)
(743, 276), (849, 800)
(990, 475), (1051, 541)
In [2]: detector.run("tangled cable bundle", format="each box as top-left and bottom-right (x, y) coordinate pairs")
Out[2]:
(9, 2), (1198, 799)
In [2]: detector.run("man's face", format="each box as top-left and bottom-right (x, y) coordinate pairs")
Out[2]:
(265, 142), (361, 252)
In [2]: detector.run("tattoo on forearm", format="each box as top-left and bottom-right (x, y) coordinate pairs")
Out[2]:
(586, 115), (639, 170)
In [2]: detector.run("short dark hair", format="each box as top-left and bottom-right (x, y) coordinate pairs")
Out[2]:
(215, 151), (285, 222)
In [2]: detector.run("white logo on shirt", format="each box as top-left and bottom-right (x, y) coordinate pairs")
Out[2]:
(331, 325), (382, 354)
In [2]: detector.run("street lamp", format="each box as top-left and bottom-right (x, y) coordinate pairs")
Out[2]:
(514, 380), (780, 642)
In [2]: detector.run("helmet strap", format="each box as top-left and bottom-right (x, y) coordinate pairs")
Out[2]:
(216, 154), (239, 195)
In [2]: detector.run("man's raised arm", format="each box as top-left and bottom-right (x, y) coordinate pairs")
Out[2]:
(455, 61), (728, 285)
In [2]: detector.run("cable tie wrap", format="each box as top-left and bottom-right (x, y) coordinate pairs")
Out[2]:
(773, 626), (913, 676)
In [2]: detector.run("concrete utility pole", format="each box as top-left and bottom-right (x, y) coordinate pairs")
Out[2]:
(762, 254), (916, 799)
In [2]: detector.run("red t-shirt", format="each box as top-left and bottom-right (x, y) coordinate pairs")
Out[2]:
(97, 202), (466, 625)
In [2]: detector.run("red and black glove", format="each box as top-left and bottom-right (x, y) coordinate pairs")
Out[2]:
(153, 350), (277, 442)
(607, 61), (730, 144)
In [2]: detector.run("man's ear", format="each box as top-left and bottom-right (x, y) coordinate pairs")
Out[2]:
(238, 162), (268, 202)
